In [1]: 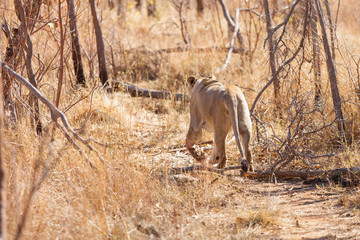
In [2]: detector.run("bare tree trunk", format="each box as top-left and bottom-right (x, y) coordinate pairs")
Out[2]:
(315, 0), (345, 136)
(55, 0), (65, 107)
(196, 0), (204, 17)
(117, 0), (126, 18)
(67, 0), (86, 86)
(218, 0), (247, 53)
(89, 0), (109, 86)
(14, 0), (43, 134)
(310, 0), (321, 103)
(324, 0), (336, 59)
(173, 1), (191, 46)
(147, 0), (156, 17)
(108, 0), (115, 8)
(263, 0), (280, 110)
(135, 0), (142, 10)
(2, 17), (21, 124)
(0, 38), (6, 240)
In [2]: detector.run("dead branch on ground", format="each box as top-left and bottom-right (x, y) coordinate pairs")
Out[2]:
(167, 165), (360, 183)
(123, 46), (245, 55)
(245, 167), (360, 181)
(112, 81), (189, 102)
(168, 165), (245, 175)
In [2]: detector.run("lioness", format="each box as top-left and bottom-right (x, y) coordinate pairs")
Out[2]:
(185, 76), (253, 172)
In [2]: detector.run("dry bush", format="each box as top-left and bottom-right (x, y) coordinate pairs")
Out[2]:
(235, 199), (281, 229)
(338, 190), (360, 211)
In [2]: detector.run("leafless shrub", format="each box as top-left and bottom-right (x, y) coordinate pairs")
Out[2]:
(254, 83), (338, 172)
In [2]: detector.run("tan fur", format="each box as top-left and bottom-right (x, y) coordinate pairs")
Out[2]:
(186, 76), (253, 171)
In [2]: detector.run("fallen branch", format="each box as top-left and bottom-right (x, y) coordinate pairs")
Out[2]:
(124, 46), (246, 55)
(244, 167), (360, 181)
(112, 81), (189, 102)
(167, 165), (360, 182)
(168, 164), (245, 175)
(1, 62), (103, 169)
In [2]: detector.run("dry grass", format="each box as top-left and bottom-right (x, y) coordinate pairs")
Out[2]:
(236, 201), (281, 228)
(338, 190), (360, 211)
(1, 0), (360, 239)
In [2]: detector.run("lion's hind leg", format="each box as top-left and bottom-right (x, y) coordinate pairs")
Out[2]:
(239, 124), (253, 172)
(211, 118), (231, 169)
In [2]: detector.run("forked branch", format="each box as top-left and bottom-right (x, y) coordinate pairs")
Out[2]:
(1, 62), (103, 169)
(250, 3), (309, 114)
(216, 8), (240, 74)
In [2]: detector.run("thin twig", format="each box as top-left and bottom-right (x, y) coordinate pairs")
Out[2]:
(263, 0), (302, 49)
(251, 5), (308, 114)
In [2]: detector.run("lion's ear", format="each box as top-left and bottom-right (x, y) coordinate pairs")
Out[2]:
(187, 76), (196, 87)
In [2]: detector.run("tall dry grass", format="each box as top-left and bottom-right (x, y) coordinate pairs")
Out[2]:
(1, 0), (360, 238)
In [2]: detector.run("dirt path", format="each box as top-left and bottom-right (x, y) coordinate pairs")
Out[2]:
(242, 179), (360, 239)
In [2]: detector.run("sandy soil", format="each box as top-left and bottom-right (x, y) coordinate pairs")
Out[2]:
(226, 178), (360, 239)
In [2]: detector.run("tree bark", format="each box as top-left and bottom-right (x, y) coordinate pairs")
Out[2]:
(14, 0), (43, 134)
(108, 0), (115, 8)
(147, 0), (156, 17)
(67, 0), (86, 86)
(196, 0), (204, 17)
(324, 0), (336, 59)
(310, 0), (322, 103)
(135, 0), (142, 10)
(263, 0), (280, 110)
(315, 0), (345, 136)
(2, 18), (21, 123)
(89, 0), (109, 86)
(0, 37), (5, 240)
(117, 0), (126, 18)
(55, 0), (65, 107)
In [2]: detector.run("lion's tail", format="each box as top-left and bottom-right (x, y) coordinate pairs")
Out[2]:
(225, 94), (249, 172)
